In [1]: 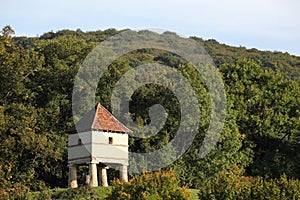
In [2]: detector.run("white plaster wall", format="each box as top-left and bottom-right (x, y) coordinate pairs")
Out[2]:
(68, 144), (92, 160)
(92, 145), (128, 159)
(91, 131), (128, 146)
(68, 131), (92, 161)
(68, 131), (129, 162)
(91, 131), (128, 160)
(68, 131), (92, 146)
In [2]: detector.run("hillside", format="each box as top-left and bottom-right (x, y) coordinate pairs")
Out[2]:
(13, 28), (300, 84)
(1, 26), (300, 199)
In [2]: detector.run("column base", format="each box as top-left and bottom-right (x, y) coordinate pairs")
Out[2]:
(69, 165), (78, 188)
(120, 165), (128, 182)
(89, 163), (98, 187)
(70, 180), (78, 189)
(100, 166), (108, 186)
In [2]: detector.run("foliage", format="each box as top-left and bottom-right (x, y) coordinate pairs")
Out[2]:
(52, 186), (96, 200)
(198, 166), (300, 200)
(0, 26), (68, 194)
(0, 25), (300, 194)
(192, 37), (300, 84)
(220, 58), (300, 179)
(0, 26), (43, 105)
(172, 101), (254, 188)
(107, 170), (191, 200)
(0, 182), (32, 200)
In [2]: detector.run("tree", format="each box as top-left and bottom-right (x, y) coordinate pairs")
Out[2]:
(0, 26), (43, 105)
(220, 58), (300, 179)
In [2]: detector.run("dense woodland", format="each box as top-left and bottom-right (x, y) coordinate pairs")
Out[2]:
(1, 25), (300, 198)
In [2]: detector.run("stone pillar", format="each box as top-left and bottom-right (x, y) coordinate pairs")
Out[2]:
(85, 174), (90, 186)
(119, 165), (128, 182)
(68, 164), (78, 188)
(89, 163), (98, 187)
(100, 166), (108, 186)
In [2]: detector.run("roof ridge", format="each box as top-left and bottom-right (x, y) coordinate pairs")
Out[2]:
(67, 103), (132, 134)
(91, 103), (132, 133)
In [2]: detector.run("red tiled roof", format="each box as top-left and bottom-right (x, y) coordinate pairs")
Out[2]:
(68, 103), (132, 134)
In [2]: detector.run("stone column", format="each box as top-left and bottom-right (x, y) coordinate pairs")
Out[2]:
(119, 165), (128, 182)
(89, 163), (98, 187)
(100, 166), (108, 186)
(69, 164), (78, 188)
(85, 174), (90, 186)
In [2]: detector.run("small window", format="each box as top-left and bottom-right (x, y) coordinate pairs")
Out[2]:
(78, 139), (82, 145)
(109, 137), (113, 144)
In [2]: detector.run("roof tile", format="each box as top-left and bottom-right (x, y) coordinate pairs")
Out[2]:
(68, 103), (132, 134)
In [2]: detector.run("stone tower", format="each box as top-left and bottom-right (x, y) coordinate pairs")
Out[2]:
(67, 103), (132, 188)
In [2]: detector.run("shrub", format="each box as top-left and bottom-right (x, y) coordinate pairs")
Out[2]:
(33, 186), (52, 200)
(52, 186), (95, 200)
(250, 175), (300, 199)
(106, 170), (190, 200)
(0, 182), (34, 200)
(198, 166), (300, 200)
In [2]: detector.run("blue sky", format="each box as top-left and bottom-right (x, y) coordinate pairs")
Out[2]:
(1, 0), (300, 55)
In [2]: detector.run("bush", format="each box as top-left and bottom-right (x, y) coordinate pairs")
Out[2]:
(198, 166), (300, 200)
(33, 187), (52, 200)
(52, 186), (95, 200)
(0, 182), (34, 200)
(250, 175), (300, 199)
(107, 170), (191, 200)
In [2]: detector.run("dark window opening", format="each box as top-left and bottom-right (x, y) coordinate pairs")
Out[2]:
(109, 137), (113, 144)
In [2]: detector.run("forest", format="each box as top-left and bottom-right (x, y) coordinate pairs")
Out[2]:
(0, 25), (300, 199)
